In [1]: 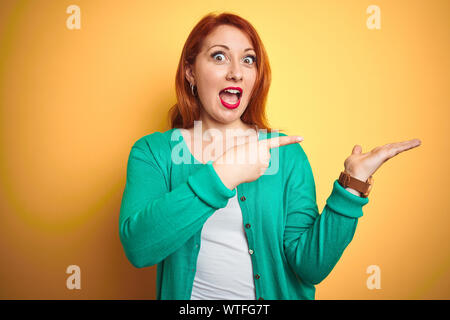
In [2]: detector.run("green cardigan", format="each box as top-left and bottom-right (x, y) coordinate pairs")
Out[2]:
(119, 128), (369, 300)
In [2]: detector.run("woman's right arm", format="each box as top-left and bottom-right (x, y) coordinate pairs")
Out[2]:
(119, 141), (236, 268)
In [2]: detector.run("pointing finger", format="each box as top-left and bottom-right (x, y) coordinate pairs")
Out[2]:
(265, 136), (304, 149)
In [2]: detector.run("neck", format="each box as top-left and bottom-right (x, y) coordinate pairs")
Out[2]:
(195, 113), (257, 141)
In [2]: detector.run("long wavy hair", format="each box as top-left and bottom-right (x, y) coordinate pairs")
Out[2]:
(168, 12), (276, 133)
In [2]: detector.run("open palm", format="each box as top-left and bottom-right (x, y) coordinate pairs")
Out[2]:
(344, 139), (422, 182)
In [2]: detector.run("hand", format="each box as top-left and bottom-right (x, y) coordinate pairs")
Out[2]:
(343, 139), (422, 183)
(213, 135), (304, 190)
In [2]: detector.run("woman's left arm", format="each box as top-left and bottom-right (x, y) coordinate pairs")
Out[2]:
(283, 138), (421, 285)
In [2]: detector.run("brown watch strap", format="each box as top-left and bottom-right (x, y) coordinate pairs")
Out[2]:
(338, 171), (373, 197)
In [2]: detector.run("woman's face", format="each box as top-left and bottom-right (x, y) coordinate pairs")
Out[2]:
(186, 24), (257, 125)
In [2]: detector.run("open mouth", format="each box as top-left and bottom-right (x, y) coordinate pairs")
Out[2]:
(219, 87), (242, 109)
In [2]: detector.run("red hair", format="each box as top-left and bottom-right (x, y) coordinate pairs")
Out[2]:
(168, 11), (278, 133)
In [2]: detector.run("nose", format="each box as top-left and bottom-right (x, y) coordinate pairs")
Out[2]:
(226, 58), (243, 81)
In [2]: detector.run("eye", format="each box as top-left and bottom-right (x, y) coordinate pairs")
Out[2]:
(243, 55), (257, 65)
(211, 51), (226, 62)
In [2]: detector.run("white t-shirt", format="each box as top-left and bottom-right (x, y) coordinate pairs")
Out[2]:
(190, 190), (256, 300)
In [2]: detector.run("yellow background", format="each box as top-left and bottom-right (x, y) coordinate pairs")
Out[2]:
(0, 0), (448, 299)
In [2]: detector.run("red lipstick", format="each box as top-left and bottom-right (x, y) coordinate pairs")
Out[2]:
(219, 87), (243, 110)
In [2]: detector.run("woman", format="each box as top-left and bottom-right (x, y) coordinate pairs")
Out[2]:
(119, 12), (421, 300)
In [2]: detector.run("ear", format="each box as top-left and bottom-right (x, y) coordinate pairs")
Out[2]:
(185, 62), (195, 85)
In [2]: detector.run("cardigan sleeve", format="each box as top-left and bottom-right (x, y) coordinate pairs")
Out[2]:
(119, 138), (236, 268)
(283, 142), (369, 285)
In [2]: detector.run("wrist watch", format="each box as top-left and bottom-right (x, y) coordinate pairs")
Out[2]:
(338, 171), (374, 198)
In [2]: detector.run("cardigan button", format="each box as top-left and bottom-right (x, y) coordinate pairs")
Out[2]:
(240, 196), (246, 201)
(255, 273), (260, 280)
(245, 223), (251, 229)
(248, 249), (254, 255)
(258, 297), (264, 300)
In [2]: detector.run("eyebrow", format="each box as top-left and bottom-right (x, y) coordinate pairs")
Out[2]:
(208, 44), (255, 52)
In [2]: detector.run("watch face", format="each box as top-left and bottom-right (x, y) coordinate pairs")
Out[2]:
(363, 176), (374, 197)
